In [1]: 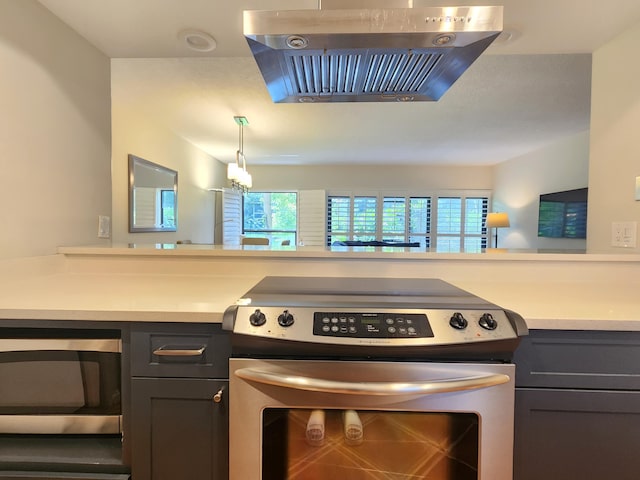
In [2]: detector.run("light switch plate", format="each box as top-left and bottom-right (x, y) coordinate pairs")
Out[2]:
(98, 215), (111, 239)
(611, 221), (637, 248)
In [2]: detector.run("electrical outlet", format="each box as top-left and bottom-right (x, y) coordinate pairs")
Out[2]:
(98, 215), (111, 239)
(611, 221), (637, 248)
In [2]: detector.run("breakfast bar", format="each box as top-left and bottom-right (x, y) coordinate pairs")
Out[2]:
(2, 244), (639, 329)
(2, 246), (640, 479)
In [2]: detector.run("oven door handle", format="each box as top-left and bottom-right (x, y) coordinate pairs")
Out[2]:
(234, 368), (510, 396)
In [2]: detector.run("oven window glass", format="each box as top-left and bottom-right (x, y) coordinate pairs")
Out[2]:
(263, 408), (479, 480)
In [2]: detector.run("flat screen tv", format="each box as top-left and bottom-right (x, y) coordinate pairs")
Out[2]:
(537, 188), (588, 239)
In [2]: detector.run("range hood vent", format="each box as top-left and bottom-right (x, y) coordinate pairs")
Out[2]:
(244, 6), (503, 103)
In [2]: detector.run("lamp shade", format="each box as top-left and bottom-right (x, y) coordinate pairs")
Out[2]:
(227, 162), (240, 181)
(227, 116), (252, 191)
(486, 212), (510, 228)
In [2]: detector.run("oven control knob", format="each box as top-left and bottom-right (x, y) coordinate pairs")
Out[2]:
(479, 313), (498, 330)
(449, 312), (468, 330)
(249, 309), (267, 326)
(278, 310), (295, 327)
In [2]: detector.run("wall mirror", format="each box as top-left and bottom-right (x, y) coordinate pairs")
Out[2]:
(128, 154), (178, 232)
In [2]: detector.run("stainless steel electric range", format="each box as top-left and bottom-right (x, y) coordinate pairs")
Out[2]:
(223, 276), (528, 480)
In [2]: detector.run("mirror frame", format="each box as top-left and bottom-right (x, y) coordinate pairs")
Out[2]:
(128, 154), (178, 233)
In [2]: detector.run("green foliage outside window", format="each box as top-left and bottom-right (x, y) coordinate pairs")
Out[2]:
(243, 192), (297, 244)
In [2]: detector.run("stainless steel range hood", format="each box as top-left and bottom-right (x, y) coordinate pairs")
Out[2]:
(244, 5), (502, 103)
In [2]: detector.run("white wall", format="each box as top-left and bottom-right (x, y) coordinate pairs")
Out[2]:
(0, 0), (111, 259)
(249, 164), (493, 191)
(111, 60), (227, 245)
(4, 5), (637, 256)
(492, 131), (590, 250)
(104, 16), (640, 251)
(587, 19), (640, 253)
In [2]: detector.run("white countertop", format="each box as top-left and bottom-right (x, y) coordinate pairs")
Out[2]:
(57, 243), (640, 262)
(1, 247), (639, 330)
(0, 271), (258, 323)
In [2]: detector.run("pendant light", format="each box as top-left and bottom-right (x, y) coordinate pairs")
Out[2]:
(227, 116), (252, 191)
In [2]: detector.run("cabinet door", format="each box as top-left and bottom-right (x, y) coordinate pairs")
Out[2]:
(514, 388), (640, 480)
(131, 378), (228, 480)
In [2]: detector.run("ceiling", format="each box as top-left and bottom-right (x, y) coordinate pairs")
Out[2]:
(37, 0), (640, 166)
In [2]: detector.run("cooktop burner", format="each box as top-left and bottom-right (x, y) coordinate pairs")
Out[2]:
(223, 277), (528, 361)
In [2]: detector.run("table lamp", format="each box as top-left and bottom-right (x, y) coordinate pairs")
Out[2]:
(486, 212), (510, 248)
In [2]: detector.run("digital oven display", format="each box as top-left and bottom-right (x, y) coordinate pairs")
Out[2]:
(313, 312), (434, 339)
(360, 316), (380, 325)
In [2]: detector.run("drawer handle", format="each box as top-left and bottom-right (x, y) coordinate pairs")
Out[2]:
(153, 345), (206, 357)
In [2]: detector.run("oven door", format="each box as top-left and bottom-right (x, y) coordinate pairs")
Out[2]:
(230, 358), (515, 480)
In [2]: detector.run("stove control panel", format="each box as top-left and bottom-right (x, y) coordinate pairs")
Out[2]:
(313, 312), (434, 338)
(228, 306), (519, 347)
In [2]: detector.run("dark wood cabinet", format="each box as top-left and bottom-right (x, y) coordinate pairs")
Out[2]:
(131, 378), (228, 480)
(513, 330), (640, 480)
(515, 388), (640, 480)
(129, 323), (231, 480)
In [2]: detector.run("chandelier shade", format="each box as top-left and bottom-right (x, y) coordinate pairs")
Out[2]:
(227, 116), (252, 191)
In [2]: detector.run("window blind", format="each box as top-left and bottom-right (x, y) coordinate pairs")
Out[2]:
(222, 188), (242, 246)
(298, 190), (326, 246)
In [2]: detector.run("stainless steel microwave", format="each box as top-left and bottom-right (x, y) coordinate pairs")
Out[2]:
(0, 329), (122, 434)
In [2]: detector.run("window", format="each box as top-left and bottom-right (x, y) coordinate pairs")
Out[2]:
(160, 190), (176, 229)
(435, 196), (488, 252)
(409, 197), (431, 247)
(354, 196), (377, 241)
(327, 193), (487, 251)
(243, 192), (297, 245)
(327, 196), (349, 245)
(464, 197), (489, 251)
(382, 197), (405, 241)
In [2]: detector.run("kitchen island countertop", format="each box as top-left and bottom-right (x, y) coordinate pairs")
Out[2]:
(0, 245), (639, 330)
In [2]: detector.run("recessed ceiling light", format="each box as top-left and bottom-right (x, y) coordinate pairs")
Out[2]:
(179, 29), (217, 52)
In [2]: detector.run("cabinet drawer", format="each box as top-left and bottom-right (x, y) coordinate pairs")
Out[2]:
(514, 388), (640, 480)
(514, 329), (640, 390)
(130, 324), (231, 378)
